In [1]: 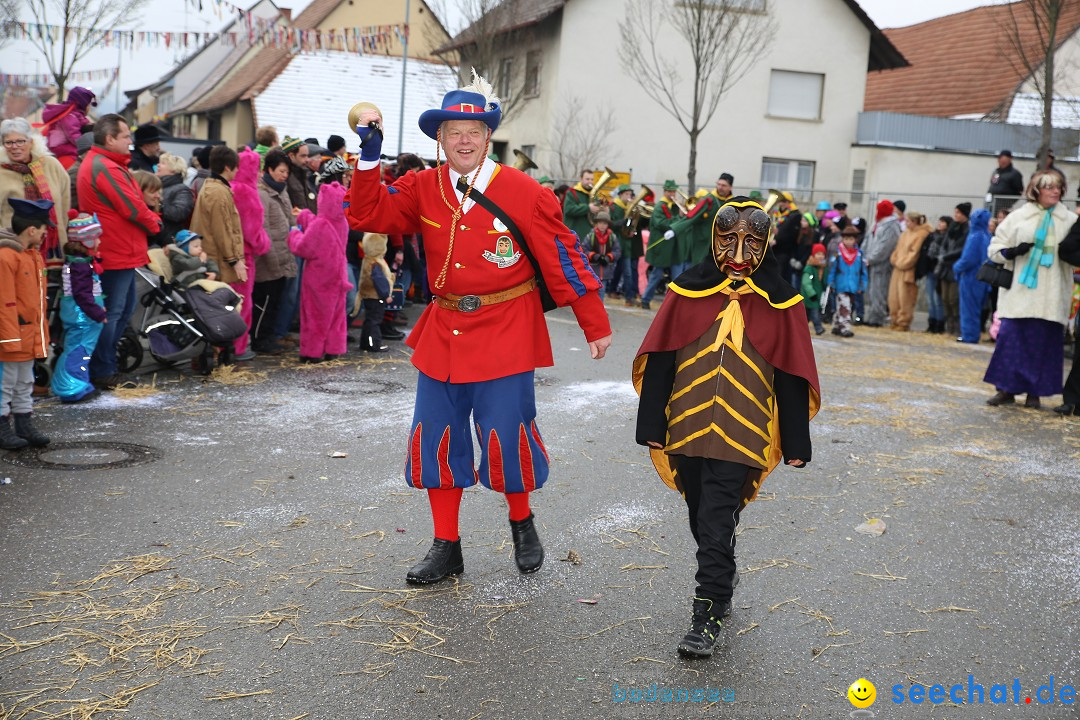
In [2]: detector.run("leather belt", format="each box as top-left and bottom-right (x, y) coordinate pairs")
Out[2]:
(434, 277), (537, 312)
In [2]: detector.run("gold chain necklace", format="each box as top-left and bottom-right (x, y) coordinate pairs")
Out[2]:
(432, 130), (490, 290)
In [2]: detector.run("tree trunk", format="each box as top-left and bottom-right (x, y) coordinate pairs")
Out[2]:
(687, 129), (699, 195)
(1038, 0), (1060, 168)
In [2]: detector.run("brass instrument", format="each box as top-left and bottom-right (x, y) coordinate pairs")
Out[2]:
(674, 188), (690, 215)
(589, 166), (616, 206)
(622, 184), (653, 237)
(512, 148), (538, 172)
(762, 187), (783, 213)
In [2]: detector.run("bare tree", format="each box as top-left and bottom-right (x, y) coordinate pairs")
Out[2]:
(1002, 0), (1068, 168)
(618, 0), (776, 192)
(545, 94), (616, 183)
(1, 0), (19, 51)
(425, 0), (537, 122)
(20, 0), (149, 98)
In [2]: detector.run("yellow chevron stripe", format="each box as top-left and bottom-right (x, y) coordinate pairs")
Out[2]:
(719, 366), (772, 417)
(722, 339), (772, 390)
(668, 398), (714, 428)
(665, 423), (768, 465)
(715, 396), (772, 442)
(669, 365), (721, 403)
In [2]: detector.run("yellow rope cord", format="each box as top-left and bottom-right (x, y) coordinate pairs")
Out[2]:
(432, 129), (490, 290)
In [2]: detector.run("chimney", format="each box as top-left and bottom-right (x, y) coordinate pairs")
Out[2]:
(280, 8), (292, 21)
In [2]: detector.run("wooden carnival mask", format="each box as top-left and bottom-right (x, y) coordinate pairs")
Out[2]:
(712, 201), (771, 280)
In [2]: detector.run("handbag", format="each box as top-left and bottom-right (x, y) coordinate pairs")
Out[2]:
(976, 260), (1013, 289)
(456, 178), (557, 312)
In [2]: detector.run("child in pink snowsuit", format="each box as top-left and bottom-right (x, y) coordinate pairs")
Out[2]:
(288, 182), (352, 362)
(39, 87), (96, 169)
(231, 148), (271, 355)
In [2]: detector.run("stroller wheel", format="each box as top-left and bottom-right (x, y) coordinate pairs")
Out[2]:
(116, 327), (144, 373)
(33, 358), (52, 388)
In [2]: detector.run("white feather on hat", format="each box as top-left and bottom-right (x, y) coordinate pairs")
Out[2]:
(461, 67), (501, 112)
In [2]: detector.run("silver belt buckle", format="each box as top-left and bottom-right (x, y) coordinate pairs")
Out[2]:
(457, 295), (482, 312)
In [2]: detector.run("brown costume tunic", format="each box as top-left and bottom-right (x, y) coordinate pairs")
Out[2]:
(666, 311), (774, 470)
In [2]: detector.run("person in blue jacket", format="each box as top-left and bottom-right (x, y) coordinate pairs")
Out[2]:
(826, 226), (868, 337)
(952, 208), (992, 343)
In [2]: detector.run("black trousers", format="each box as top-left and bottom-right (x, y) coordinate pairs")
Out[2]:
(252, 278), (285, 343)
(361, 298), (386, 349)
(676, 456), (749, 603)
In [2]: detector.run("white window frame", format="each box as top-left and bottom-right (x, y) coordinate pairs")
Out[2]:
(761, 157), (815, 191)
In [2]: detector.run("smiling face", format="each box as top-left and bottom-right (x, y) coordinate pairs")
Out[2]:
(440, 119), (489, 175)
(712, 204), (771, 280)
(2, 132), (31, 163)
(847, 679), (876, 709)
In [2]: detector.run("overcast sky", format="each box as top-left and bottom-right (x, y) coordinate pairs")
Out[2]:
(0, 0), (1001, 112)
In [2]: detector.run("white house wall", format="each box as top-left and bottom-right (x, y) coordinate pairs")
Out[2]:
(496, 0), (872, 190)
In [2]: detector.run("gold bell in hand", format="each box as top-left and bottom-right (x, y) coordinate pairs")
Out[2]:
(348, 102), (383, 135)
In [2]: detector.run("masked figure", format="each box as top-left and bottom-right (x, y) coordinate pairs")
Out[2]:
(633, 197), (820, 659)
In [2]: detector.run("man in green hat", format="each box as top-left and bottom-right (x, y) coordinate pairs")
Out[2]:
(668, 173), (735, 273)
(643, 180), (683, 309)
(537, 176), (555, 190)
(562, 169), (599, 242)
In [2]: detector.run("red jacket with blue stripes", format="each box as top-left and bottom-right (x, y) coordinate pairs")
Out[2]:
(348, 163), (610, 383)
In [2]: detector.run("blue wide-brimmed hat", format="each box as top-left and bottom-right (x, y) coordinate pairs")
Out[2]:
(418, 89), (501, 141)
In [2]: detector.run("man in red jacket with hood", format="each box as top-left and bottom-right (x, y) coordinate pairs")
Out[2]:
(77, 114), (160, 388)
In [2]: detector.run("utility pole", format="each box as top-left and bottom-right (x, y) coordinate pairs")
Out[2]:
(397, 0), (410, 156)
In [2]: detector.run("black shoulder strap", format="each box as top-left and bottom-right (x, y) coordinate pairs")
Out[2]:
(456, 176), (556, 312)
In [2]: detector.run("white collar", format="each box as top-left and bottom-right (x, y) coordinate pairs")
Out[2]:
(447, 157), (497, 215)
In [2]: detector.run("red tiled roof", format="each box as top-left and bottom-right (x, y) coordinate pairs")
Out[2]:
(865, 0), (1080, 118)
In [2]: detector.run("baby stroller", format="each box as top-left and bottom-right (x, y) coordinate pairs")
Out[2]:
(130, 248), (247, 374)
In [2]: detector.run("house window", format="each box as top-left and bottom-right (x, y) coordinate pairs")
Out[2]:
(767, 69), (824, 121)
(498, 57), (514, 100)
(524, 50), (541, 97)
(761, 157), (815, 191)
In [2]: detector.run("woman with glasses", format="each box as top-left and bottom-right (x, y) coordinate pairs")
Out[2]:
(0, 117), (72, 267)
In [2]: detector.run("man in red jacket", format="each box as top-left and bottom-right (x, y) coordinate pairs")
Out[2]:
(77, 114), (160, 387)
(348, 74), (613, 586)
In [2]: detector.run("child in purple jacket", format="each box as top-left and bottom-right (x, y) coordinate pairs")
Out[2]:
(51, 213), (107, 403)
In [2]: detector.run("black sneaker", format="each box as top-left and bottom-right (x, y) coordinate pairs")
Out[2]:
(677, 597), (725, 658)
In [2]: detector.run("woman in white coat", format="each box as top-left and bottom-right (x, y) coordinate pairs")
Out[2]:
(983, 170), (1078, 408)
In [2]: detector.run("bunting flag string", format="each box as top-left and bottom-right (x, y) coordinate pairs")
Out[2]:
(0, 67), (117, 86)
(1, 20), (408, 56)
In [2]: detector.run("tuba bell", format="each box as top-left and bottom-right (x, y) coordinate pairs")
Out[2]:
(512, 149), (538, 172)
(348, 102), (383, 136)
(762, 188), (783, 213)
(589, 167), (616, 205)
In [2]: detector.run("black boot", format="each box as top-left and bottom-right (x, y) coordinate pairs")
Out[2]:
(406, 538), (464, 585)
(677, 597), (725, 658)
(509, 513), (544, 573)
(13, 413), (48, 447)
(0, 415), (29, 450)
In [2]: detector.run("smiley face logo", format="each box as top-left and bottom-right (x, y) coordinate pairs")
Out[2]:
(848, 678), (876, 709)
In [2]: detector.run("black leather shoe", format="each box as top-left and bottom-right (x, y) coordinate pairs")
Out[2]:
(406, 538), (464, 585)
(987, 391), (1015, 407)
(380, 325), (406, 340)
(677, 597), (725, 658)
(1053, 402), (1077, 416)
(1024, 394), (1041, 409)
(13, 413), (49, 447)
(509, 513), (544, 573)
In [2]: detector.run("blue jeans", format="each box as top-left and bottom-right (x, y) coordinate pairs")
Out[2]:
(641, 266), (668, 304)
(607, 256), (628, 296)
(621, 257), (639, 300)
(924, 272), (944, 322)
(274, 258), (303, 338)
(670, 261), (690, 282)
(807, 306), (824, 333)
(90, 268), (136, 379)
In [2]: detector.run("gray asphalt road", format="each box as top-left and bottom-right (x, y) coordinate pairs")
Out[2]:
(1, 301), (1077, 720)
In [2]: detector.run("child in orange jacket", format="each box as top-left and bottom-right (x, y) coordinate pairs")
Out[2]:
(0, 198), (53, 449)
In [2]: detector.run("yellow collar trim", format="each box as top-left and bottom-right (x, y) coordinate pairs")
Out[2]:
(668, 276), (803, 309)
